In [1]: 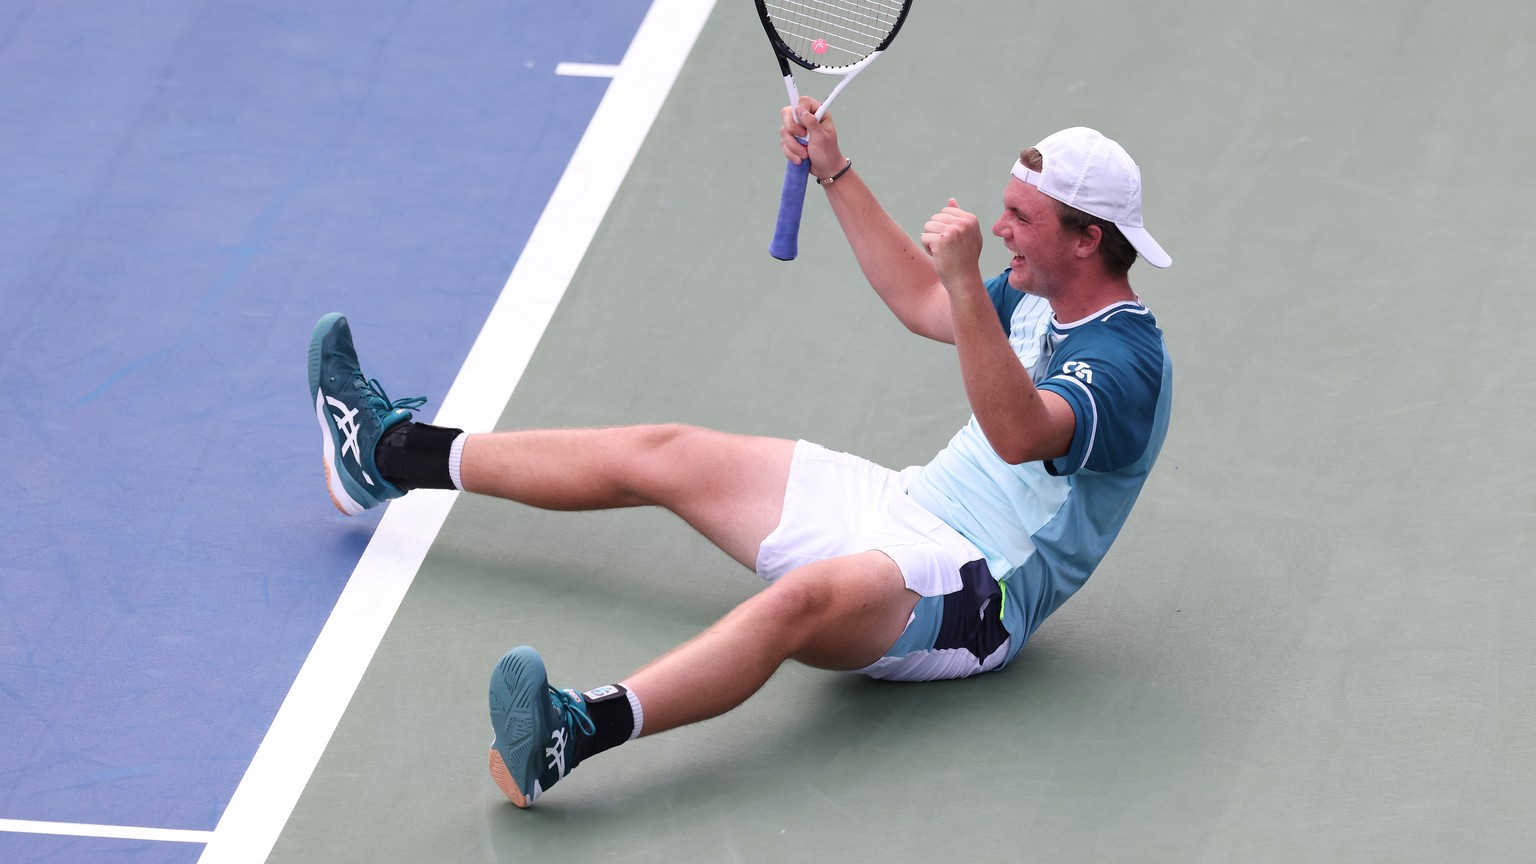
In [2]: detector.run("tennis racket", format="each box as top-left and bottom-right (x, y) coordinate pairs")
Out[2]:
(756, 0), (914, 261)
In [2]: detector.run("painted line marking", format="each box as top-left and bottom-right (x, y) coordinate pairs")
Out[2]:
(556, 61), (622, 78)
(0, 818), (213, 844)
(195, 1), (718, 862)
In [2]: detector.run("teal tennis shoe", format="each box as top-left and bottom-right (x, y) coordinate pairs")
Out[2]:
(488, 646), (596, 808)
(308, 313), (426, 515)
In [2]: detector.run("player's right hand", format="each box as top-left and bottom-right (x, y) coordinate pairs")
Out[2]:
(780, 96), (844, 181)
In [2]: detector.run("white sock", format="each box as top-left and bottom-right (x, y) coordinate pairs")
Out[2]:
(447, 433), (468, 491)
(626, 687), (644, 740)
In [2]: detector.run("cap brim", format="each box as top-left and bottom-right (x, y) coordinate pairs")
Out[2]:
(1118, 223), (1171, 269)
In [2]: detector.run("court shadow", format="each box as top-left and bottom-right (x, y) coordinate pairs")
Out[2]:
(478, 637), (1109, 859)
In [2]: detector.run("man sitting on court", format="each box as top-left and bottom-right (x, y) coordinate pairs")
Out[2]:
(307, 98), (1173, 807)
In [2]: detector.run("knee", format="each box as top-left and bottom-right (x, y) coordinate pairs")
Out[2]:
(611, 423), (709, 502)
(628, 423), (701, 454)
(751, 571), (832, 643)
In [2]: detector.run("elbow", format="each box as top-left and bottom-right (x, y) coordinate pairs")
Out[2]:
(900, 315), (932, 337)
(984, 427), (1063, 466)
(895, 307), (953, 342)
(980, 391), (1074, 466)
(985, 431), (1041, 465)
(992, 443), (1040, 466)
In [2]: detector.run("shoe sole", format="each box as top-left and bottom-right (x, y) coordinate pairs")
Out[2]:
(487, 747), (529, 808)
(309, 315), (365, 516)
(488, 648), (546, 808)
(314, 390), (365, 516)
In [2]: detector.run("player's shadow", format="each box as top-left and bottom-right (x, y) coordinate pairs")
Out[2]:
(490, 627), (1105, 835)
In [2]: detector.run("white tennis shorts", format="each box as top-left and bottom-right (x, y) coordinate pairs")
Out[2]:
(754, 440), (1013, 682)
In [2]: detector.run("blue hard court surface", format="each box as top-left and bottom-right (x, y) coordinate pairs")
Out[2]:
(0, 2), (649, 860)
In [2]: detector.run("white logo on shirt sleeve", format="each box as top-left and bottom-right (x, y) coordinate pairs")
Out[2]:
(1063, 361), (1094, 385)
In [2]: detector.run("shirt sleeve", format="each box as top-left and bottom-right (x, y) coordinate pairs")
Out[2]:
(1035, 317), (1165, 476)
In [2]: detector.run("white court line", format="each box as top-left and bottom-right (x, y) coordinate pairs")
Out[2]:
(556, 61), (622, 78)
(196, 1), (718, 862)
(0, 818), (213, 844)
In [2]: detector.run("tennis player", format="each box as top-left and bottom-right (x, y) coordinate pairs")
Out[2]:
(308, 98), (1173, 807)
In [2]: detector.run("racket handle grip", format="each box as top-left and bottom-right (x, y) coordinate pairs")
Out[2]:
(769, 156), (811, 261)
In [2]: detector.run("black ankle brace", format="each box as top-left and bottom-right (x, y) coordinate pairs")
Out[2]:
(375, 421), (463, 490)
(574, 684), (637, 763)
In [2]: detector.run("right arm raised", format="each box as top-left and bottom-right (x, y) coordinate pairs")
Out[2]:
(780, 97), (956, 344)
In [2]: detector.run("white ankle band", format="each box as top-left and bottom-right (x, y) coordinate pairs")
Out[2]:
(626, 687), (644, 740)
(447, 433), (468, 492)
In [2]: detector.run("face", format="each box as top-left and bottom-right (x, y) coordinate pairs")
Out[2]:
(992, 178), (1073, 297)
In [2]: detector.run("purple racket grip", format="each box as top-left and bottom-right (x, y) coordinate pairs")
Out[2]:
(770, 155), (811, 261)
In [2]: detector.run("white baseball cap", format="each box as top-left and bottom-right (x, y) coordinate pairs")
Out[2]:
(1010, 127), (1172, 269)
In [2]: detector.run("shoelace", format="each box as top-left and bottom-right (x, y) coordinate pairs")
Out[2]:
(355, 374), (428, 415)
(549, 686), (597, 737)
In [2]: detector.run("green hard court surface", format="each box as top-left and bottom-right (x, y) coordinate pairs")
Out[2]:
(270, 1), (1536, 861)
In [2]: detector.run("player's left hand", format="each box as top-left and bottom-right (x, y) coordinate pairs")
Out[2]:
(921, 199), (983, 289)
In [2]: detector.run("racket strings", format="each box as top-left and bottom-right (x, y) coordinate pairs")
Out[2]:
(765, 0), (905, 67)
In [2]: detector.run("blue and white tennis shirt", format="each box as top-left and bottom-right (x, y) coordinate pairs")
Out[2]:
(906, 271), (1173, 664)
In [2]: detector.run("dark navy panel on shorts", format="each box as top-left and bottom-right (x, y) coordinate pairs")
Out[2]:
(885, 557), (1010, 665)
(935, 558), (1011, 659)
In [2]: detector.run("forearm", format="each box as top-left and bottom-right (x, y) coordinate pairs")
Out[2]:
(823, 168), (953, 342)
(919, 199), (1073, 465)
(947, 278), (1070, 464)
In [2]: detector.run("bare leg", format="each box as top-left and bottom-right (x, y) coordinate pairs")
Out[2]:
(620, 550), (920, 735)
(459, 424), (794, 569)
